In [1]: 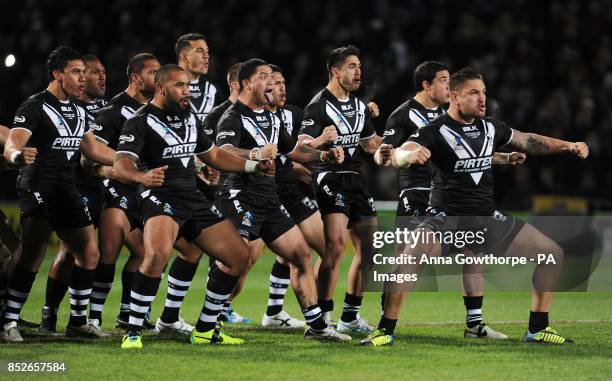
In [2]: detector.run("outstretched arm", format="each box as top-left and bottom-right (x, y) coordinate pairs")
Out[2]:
(508, 129), (589, 158)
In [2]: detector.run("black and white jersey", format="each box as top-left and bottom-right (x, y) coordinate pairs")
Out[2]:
(92, 92), (145, 191)
(189, 75), (224, 124)
(409, 114), (513, 215)
(116, 103), (214, 192)
(93, 92), (143, 149)
(79, 98), (108, 122)
(216, 101), (297, 197)
(202, 99), (232, 141)
(299, 89), (375, 174)
(383, 99), (445, 190)
(12, 90), (90, 186)
(274, 104), (303, 192)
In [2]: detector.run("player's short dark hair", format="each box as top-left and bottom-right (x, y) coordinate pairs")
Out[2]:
(413, 61), (449, 92)
(127, 53), (158, 80)
(449, 67), (484, 91)
(175, 33), (207, 59)
(327, 45), (360, 73)
(81, 54), (101, 65)
(269, 64), (282, 74)
(46, 45), (82, 81)
(227, 62), (242, 85)
(154, 64), (185, 85)
(238, 58), (268, 90)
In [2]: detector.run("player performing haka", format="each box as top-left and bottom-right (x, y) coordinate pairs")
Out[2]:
(298, 46), (393, 332)
(362, 67), (587, 346)
(215, 58), (350, 341)
(1, 46), (115, 342)
(113, 64), (274, 349)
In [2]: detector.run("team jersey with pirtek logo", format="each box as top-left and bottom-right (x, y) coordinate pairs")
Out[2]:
(299, 89), (375, 174)
(74, 97), (108, 188)
(216, 101), (297, 197)
(409, 114), (513, 215)
(189, 75), (224, 124)
(116, 103), (214, 192)
(383, 99), (445, 190)
(92, 92), (145, 191)
(273, 104), (303, 192)
(12, 90), (90, 186)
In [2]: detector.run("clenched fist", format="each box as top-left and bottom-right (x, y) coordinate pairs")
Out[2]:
(255, 159), (276, 177)
(321, 125), (338, 144)
(568, 142), (589, 159)
(139, 165), (168, 187)
(368, 102), (380, 118)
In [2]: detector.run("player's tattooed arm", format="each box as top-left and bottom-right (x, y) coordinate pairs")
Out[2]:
(492, 152), (526, 166)
(288, 142), (343, 165)
(113, 151), (167, 187)
(509, 129), (589, 159)
(359, 134), (384, 154)
(80, 131), (115, 165)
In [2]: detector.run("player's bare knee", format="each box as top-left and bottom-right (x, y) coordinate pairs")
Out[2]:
(326, 235), (345, 258)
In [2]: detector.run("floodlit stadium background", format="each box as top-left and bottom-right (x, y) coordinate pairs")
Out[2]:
(1, 0), (610, 211)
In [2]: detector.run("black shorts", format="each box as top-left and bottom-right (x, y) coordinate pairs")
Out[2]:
(196, 180), (219, 203)
(314, 172), (376, 225)
(279, 186), (319, 225)
(17, 183), (92, 230)
(139, 189), (224, 242)
(77, 184), (103, 228)
(396, 188), (430, 217)
(217, 190), (295, 243)
(101, 179), (142, 230)
(420, 207), (525, 255)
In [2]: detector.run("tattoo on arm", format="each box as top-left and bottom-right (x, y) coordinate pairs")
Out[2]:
(492, 152), (509, 165)
(510, 130), (568, 154)
(290, 143), (321, 163)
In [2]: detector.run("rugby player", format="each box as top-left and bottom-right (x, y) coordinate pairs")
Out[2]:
(82, 53), (161, 332)
(113, 64), (273, 349)
(154, 36), (237, 335)
(215, 58), (350, 340)
(375, 61), (523, 339)
(1, 46), (116, 342)
(297, 46), (393, 332)
(41, 54), (110, 333)
(362, 67), (588, 346)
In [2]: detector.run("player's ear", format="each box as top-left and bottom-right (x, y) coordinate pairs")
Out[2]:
(422, 80), (431, 92)
(52, 69), (62, 82)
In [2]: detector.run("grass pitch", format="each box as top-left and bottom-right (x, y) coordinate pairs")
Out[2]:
(1, 249), (611, 381)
